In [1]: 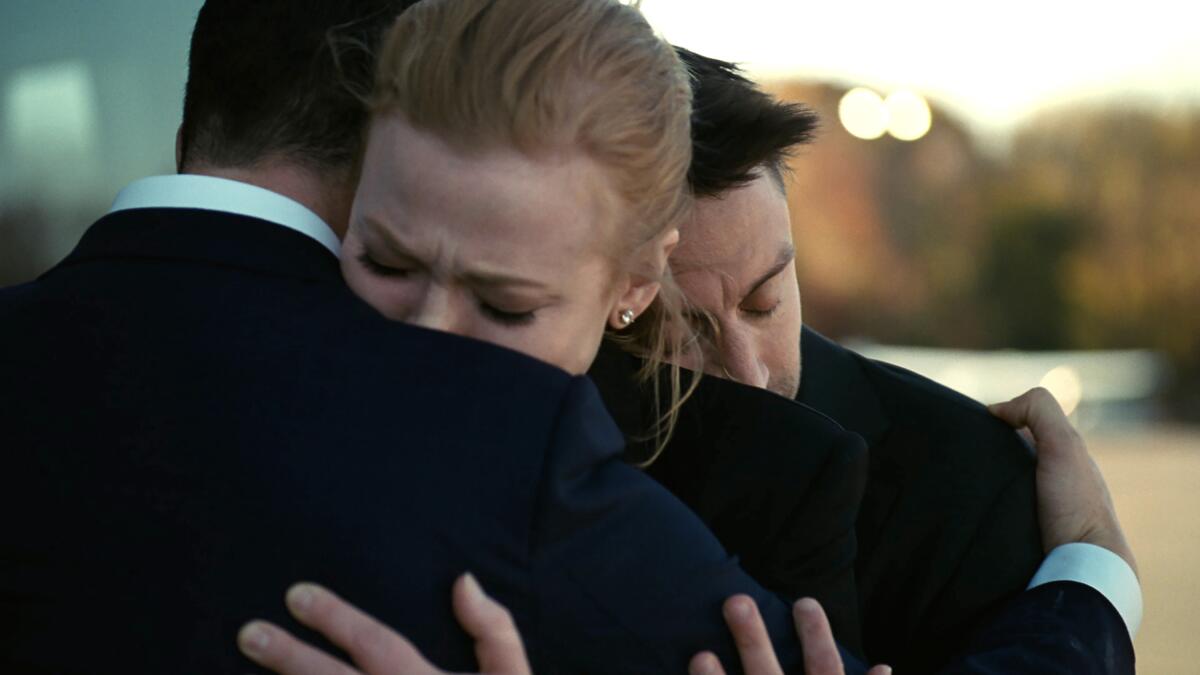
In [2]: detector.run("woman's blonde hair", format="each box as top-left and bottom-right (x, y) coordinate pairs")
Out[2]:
(372, 0), (700, 465)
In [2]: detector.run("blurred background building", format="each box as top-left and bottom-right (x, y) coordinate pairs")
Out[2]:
(2, 0), (1197, 670)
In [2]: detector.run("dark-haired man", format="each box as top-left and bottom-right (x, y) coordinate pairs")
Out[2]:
(629, 48), (1140, 673)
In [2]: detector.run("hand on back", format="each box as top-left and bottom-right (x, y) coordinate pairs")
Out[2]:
(238, 580), (890, 674)
(238, 575), (530, 675)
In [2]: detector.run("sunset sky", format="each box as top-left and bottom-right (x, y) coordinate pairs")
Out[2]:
(639, 0), (1200, 139)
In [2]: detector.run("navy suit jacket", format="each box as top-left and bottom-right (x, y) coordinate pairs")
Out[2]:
(0, 208), (1132, 673)
(798, 328), (1049, 671)
(590, 343), (868, 656)
(0, 208), (832, 674)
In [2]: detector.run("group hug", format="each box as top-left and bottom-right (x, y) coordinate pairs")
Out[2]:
(0, 0), (1140, 673)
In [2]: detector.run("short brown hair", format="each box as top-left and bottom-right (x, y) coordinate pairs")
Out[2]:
(179, 0), (413, 174)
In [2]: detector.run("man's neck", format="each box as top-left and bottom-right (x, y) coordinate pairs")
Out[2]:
(183, 162), (352, 239)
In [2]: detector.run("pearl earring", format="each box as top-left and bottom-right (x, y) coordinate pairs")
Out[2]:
(619, 309), (636, 326)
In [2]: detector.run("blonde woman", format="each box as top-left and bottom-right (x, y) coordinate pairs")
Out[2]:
(342, 0), (697, 457)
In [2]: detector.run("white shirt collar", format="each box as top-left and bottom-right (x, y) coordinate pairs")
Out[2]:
(109, 174), (341, 257)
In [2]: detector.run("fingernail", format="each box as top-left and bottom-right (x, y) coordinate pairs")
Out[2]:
(238, 622), (270, 657)
(793, 597), (817, 612)
(728, 597), (753, 621)
(691, 652), (720, 675)
(461, 572), (486, 605)
(286, 583), (316, 614)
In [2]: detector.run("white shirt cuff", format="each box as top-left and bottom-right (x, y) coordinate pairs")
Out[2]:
(1028, 542), (1142, 639)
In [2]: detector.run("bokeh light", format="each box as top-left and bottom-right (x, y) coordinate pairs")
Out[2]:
(838, 87), (888, 140)
(1040, 365), (1085, 416)
(884, 90), (932, 141)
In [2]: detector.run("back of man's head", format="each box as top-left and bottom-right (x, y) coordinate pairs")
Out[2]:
(179, 0), (414, 177)
(677, 47), (818, 198)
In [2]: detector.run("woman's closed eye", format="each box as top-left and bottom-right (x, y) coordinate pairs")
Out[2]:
(478, 301), (537, 326)
(357, 251), (413, 278)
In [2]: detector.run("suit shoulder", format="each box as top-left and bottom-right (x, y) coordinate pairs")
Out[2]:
(697, 375), (864, 482)
(854, 351), (1032, 455)
(544, 374), (628, 463)
(0, 279), (40, 310)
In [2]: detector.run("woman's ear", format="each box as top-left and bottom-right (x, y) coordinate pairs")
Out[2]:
(608, 228), (679, 330)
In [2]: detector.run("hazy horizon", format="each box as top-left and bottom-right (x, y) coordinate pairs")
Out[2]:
(640, 0), (1200, 142)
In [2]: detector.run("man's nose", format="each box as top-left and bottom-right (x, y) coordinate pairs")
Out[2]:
(713, 330), (769, 390)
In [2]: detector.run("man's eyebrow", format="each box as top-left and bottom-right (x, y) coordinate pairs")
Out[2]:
(743, 244), (796, 299)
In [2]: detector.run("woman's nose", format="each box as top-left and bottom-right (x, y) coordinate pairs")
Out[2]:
(407, 287), (460, 335)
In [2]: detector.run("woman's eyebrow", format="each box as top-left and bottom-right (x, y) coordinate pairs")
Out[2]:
(461, 269), (564, 305)
(462, 269), (551, 289)
(360, 216), (425, 261)
(359, 216), (561, 298)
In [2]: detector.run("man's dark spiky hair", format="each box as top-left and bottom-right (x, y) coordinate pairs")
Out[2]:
(677, 46), (819, 198)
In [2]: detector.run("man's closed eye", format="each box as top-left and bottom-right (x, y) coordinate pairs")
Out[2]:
(740, 298), (782, 318)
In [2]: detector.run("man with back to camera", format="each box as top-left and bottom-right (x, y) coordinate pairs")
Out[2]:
(0, 2), (1138, 673)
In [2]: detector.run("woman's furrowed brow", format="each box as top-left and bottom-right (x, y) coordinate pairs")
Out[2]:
(461, 268), (560, 299)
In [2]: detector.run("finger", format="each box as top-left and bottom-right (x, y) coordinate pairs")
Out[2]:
(237, 620), (361, 675)
(452, 573), (531, 675)
(1017, 428), (1036, 448)
(793, 598), (844, 675)
(988, 388), (1077, 448)
(988, 387), (1062, 429)
(284, 582), (434, 674)
(867, 666), (893, 675)
(723, 595), (783, 675)
(689, 650), (728, 675)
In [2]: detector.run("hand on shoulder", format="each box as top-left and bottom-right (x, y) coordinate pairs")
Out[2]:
(990, 387), (1137, 576)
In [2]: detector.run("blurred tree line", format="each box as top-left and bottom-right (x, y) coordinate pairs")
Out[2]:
(770, 81), (1199, 418)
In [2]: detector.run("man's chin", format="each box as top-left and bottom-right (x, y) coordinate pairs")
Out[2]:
(767, 373), (800, 400)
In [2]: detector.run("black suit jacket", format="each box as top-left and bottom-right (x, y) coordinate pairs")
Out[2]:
(0, 207), (1132, 674)
(590, 337), (1131, 674)
(0, 208), (834, 674)
(798, 327), (1046, 672)
(590, 344), (869, 656)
